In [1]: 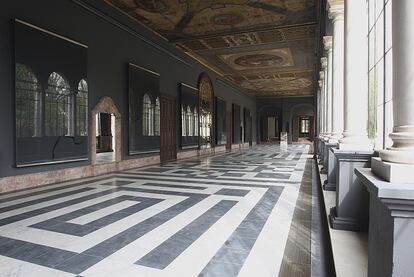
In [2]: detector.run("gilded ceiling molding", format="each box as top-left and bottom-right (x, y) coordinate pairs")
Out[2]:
(104, 0), (318, 98)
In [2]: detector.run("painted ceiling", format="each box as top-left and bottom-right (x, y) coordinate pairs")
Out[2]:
(105, 0), (318, 98)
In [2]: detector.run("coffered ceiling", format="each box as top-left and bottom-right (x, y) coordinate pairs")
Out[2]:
(105, 0), (318, 98)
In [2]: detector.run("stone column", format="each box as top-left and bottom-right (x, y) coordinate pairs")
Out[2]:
(339, 0), (372, 150)
(321, 57), (328, 137)
(319, 71), (325, 136)
(318, 73), (325, 158)
(323, 36), (333, 137)
(328, 0), (344, 142)
(372, 0), (414, 183)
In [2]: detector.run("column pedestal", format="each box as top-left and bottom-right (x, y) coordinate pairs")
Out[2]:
(318, 138), (326, 165)
(329, 150), (376, 231)
(321, 141), (337, 174)
(323, 145), (338, 191)
(356, 168), (414, 277)
(314, 137), (321, 159)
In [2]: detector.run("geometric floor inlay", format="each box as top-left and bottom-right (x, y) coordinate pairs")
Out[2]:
(0, 144), (310, 276)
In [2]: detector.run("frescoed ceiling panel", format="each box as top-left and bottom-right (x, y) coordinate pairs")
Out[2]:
(105, 0), (318, 97)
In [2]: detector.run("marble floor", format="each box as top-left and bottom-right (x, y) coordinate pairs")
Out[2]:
(0, 144), (312, 277)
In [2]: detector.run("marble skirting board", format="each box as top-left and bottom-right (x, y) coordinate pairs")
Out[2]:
(0, 145), (234, 194)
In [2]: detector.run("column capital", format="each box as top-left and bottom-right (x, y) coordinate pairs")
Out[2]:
(321, 57), (328, 69)
(323, 36), (333, 52)
(328, 0), (344, 22)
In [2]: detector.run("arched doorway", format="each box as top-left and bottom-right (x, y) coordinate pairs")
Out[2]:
(290, 103), (315, 143)
(90, 96), (121, 165)
(258, 106), (282, 143)
(198, 74), (214, 149)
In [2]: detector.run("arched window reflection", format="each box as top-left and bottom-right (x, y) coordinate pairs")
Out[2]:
(45, 72), (72, 136)
(15, 63), (42, 137)
(77, 79), (88, 136)
(194, 107), (198, 137)
(186, 106), (192, 136)
(181, 106), (186, 137)
(142, 94), (154, 136)
(154, 97), (160, 136)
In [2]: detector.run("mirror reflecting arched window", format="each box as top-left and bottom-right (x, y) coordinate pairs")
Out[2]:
(154, 97), (160, 136)
(142, 93), (154, 136)
(15, 63), (42, 138)
(186, 106), (192, 136)
(45, 72), (72, 136)
(77, 79), (88, 136)
(181, 106), (186, 137)
(194, 107), (198, 137)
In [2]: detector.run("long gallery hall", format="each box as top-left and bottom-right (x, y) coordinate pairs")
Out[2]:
(1, 0), (414, 276)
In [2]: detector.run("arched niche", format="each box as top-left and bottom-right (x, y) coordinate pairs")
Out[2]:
(290, 103), (315, 142)
(198, 73), (214, 148)
(90, 96), (121, 165)
(258, 105), (283, 142)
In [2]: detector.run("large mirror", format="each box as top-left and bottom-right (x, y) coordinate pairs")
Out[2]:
(215, 97), (227, 146)
(180, 83), (199, 149)
(232, 103), (241, 144)
(128, 63), (160, 155)
(14, 20), (88, 166)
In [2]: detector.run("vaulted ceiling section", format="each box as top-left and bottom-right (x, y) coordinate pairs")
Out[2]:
(105, 0), (318, 98)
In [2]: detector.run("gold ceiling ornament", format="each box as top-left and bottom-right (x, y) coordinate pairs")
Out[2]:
(105, 0), (317, 98)
(251, 89), (314, 97)
(218, 48), (294, 71)
(239, 77), (312, 92)
(106, 0), (315, 39)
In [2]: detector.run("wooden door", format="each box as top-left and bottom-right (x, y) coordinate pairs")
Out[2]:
(226, 111), (232, 149)
(310, 116), (315, 141)
(160, 96), (177, 162)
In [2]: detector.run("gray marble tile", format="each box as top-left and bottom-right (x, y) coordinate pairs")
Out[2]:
(136, 200), (237, 269)
(54, 254), (103, 274)
(214, 188), (249, 197)
(0, 144), (311, 276)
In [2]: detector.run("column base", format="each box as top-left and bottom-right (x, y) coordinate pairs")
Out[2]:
(338, 142), (373, 151)
(323, 179), (336, 191)
(329, 207), (368, 231)
(371, 157), (414, 183)
(328, 133), (343, 144)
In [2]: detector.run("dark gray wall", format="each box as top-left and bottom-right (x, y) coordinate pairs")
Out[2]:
(0, 0), (256, 177)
